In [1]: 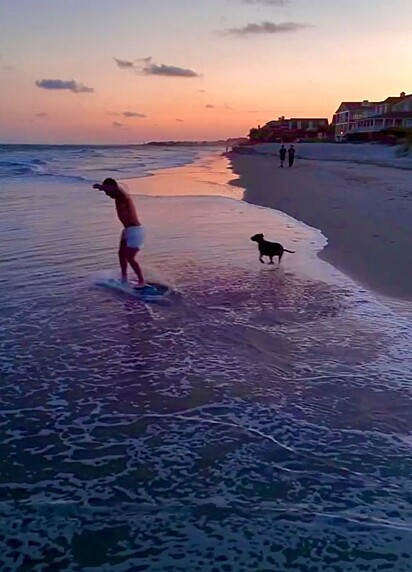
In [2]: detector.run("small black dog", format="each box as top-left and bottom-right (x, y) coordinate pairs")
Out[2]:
(251, 233), (295, 264)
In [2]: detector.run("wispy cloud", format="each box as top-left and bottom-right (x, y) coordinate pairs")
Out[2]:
(248, 108), (275, 114)
(143, 59), (199, 78)
(112, 121), (127, 129)
(206, 103), (234, 110)
(225, 21), (309, 35)
(114, 56), (200, 78)
(198, 89), (206, 93)
(35, 112), (49, 118)
(109, 110), (146, 118)
(175, 118), (184, 122)
(35, 79), (94, 93)
(123, 111), (146, 118)
(114, 58), (134, 69)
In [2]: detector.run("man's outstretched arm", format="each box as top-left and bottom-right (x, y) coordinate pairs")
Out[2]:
(92, 183), (127, 198)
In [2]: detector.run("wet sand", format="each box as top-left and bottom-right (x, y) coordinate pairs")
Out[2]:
(123, 154), (242, 199)
(228, 152), (412, 302)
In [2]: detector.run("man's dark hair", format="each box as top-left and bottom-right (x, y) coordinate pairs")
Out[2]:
(103, 177), (117, 186)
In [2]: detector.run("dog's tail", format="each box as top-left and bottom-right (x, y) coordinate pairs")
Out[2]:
(283, 249), (295, 254)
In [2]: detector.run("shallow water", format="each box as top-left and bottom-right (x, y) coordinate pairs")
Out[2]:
(0, 151), (412, 571)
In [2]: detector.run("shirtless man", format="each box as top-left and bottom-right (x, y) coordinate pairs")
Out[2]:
(93, 178), (145, 286)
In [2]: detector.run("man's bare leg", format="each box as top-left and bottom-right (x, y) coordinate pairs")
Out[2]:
(119, 240), (128, 282)
(126, 248), (145, 286)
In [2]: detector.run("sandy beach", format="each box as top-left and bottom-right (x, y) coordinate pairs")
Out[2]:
(229, 147), (412, 301)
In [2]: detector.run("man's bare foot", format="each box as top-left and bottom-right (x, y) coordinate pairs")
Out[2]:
(134, 282), (147, 289)
(121, 276), (128, 283)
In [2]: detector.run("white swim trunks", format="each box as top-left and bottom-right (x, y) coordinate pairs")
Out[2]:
(121, 226), (144, 249)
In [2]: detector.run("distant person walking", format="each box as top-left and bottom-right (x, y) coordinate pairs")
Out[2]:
(279, 145), (286, 168)
(288, 145), (296, 167)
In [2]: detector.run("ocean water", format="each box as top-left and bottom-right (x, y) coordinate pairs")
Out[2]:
(0, 143), (206, 183)
(0, 145), (411, 571)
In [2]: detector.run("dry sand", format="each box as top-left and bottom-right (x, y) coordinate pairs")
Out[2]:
(229, 152), (412, 301)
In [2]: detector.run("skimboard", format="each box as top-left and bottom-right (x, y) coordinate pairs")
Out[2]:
(96, 277), (171, 302)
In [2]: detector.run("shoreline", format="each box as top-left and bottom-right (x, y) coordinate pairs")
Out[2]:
(121, 148), (412, 304)
(228, 152), (412, 302)
(121, 153), (242, 199)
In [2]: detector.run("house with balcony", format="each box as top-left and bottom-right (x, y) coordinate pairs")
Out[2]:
(355, 93), (412, 135)
(249, 116), (329, 142)
(291, 118), (329, 131)
(333, 92), (412, 141)
(266, 117), (328, 131)
(332, 100), (379, 141)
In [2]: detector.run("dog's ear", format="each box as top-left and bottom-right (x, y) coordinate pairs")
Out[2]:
(260, 233), (264, 239)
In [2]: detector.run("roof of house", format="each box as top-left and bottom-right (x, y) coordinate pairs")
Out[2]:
(335, 102), (365, 112)
(290, 118), (328, 121)
(338, 102), (363, 108)
(335, 94), (412, 113)
(382, 97), (403, 104)
(381, 94), (412, 104)
(334, 101), (379, 113)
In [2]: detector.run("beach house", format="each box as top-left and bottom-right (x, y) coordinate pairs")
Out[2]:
(332, 100), (379, 141)
(354, 93), (412, 136)
(265, 116), (328, 132)
(333, 92), (412, 141)
(288, 118), (329, 131)
(249, 116), (329, 143)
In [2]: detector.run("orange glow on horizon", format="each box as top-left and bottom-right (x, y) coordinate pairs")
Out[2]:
(1, 0), (411, 143)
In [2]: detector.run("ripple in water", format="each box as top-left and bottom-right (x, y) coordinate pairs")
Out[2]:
(0, 169), (411, 571)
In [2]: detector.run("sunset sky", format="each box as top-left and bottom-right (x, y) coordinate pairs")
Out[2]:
(1, 0), (411, 144)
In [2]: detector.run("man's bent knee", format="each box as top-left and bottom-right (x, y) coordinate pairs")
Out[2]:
(126, 247), (139, 261)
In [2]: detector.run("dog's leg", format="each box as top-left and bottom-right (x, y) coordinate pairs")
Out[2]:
(259, 255), (265, 264)
(269, 256), (274, 265)
(278, 252), (283, 264)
